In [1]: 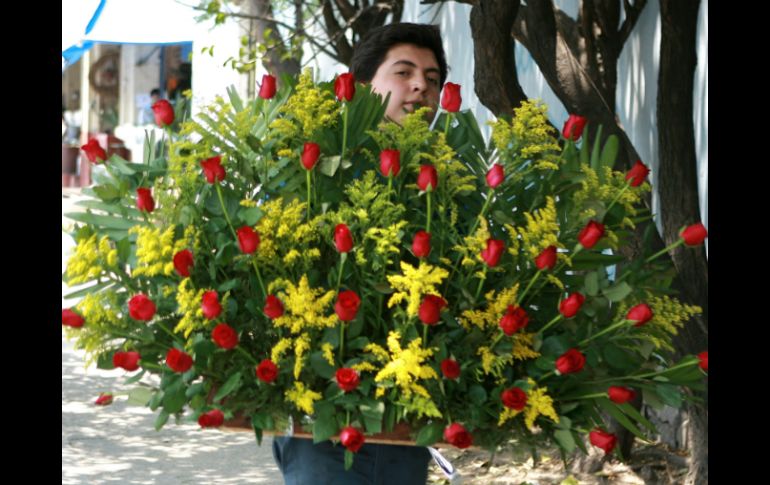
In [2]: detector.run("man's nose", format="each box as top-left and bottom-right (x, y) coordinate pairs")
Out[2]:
(411, 75), (428, 93)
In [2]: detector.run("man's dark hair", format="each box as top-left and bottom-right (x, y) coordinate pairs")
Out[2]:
(150, 88), (161, 97)
(350, 23), (447, 88)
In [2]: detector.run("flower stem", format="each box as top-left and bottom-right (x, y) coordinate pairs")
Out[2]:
(444, 112), (451, 137)
(474, 266), (488, 301)
(155, 321), (184, 346)
(339, 322), (346, 364)
(517, 270), (542, 305)
(645, 240), (684, 264)
(536, 314), (563, 336)
(468, 188), (494, 236)
(251, 258), (267, 299)
(140, 361), (167, 372)
(426, 190), (432, 233)
(578, 319), (630, 346)
(215, 184), (238, 240)
(604, 183), (631, 217)
(422, 323), (429, 349)
(387, 175), (393, 198)
(340, 103), (349, 181)
(306, 169), (312, 222)
(236, 346), (258, 365)
(336, 253), (347, 293)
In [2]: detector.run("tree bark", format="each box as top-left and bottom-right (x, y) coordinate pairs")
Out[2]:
(249, 0), (301, 77)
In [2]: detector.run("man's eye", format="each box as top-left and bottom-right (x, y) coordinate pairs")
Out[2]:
(428, 78), (439, 86)
(396, 71), (409, 77)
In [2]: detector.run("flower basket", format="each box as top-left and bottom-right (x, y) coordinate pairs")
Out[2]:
(62, 71), (707, 466)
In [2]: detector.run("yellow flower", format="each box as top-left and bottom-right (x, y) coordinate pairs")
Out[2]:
(490, 100), (561, 171)
(270, 275), (337, 334)
(284, 381), (322, 415)
(293, 333), (311, 379)
(523, 380), (560, 429)
(271, 337), (294, 363)
(69, 291), (123, 364)
(173, 278), (206, 337)
(65, 234), (115, 285)
(254, 198), (322, 273)
(321, 343), (335, 366)
(387, 262), (449, 317)
(351, 361), (377, 373)
(459, 286), (519, 331)
(130, 226), (178, 277)
(453, 218), (490, 268)
(374, 331), (438, 398)
(512, 332), (541, 361)
(364, 342), (390, 362)
(269, 69), (338, 141)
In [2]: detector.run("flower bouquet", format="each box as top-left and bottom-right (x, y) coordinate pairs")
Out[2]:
(63, 70), (708, 468)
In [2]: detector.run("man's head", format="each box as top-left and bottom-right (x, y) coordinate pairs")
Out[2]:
(350, 23), (447, 124)
(150, 88), (161, 102)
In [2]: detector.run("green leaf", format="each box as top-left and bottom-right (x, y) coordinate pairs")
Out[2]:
(185, 382), (206, 399)
(599, 135), (619, 173)
(214, 372), (242, 402)
(64, 212), (141, 230)
(239, 206), (263, 226)
(61, 280), (112, 300)
(655, 383), (683, 408)
(618, 403), (656, 433)
(603, 345), (637, 371)
(554, 429), (576, 454)
(642, 387), (665, 411)
(312, 412), (338, 443)
(154, 410), (170, 431)
(127, 386), (154, 406)
(124, 369), (147, 385)
(584, 272), (599, 296)
(415, 422), (444, 446)
(344, 449), (354, 470)
(318, 155), (341, 177)
(309, 352), (336, 379)
(468, 385), (487, 405)
(162, 381), (187, 414)
(596, 398), (646, 440)
(92, 184), (122, 202)
(602, 282), (632, 302)
(360, 402), (385, 434)
(217, 279), (240, 293)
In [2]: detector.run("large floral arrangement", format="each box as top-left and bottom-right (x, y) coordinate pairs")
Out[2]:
(63, 70), (708, 467)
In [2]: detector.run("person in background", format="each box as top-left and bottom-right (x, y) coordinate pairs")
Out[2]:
(138, 88), (162, 125)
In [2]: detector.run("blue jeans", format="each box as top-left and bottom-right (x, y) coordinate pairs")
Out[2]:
(272, 437), (431, 485)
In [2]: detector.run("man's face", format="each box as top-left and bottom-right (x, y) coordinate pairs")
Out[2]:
(369, 43), (441, 125)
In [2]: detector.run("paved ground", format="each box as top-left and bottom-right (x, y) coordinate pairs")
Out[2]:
(62, 189), (283, 485)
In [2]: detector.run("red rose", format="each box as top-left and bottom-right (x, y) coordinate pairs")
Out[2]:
(334, 73), (355, 102)
(578, 220), (605, 249)
(113, 351), (141, 372)
(256, 359), (279, 383)
(380, 149), (401, 177)
(136, 188), (155, 213)
(698, 351), (708, 372)
(625, 160), (650, 187)
(412, 231), (431, 258)
(417, 165), (438, 192)
(201, 291), (222, 320)
(173, 249), (194, 277)
(443, 423), (472, 449)
(440, 358), (461, 379)
(152, 99), (175, 127)
(81, 139), (107, 164)
(559, 292), (585, 318)
(263, 295), (284, 319)
(335, 368), (360, 392)
(340, 426), (365, 453)
(166, 348), (194, 373)
(562, 114), (588, 141)
(211, 323), (238, 350)
(535, 246), (557, 271)
(419, 294), (447, 325)
(237, 226), (260, 254)
(501, 387), (527, 410)
(198, 409), (225, 428)
(62, 308), (84, 328)
(94, 392), (114, 406)
(589, 428), (617, 454)
(200, 155), (226, 184)
(486, 163), (504, 189)
(499, 305), (529, 336)
(481, 239), (505, 267)
(555, 348), (586, 374)
(680, 223), (708, 246)
(626, 303), (653, 327)
(608, 386), (636, 404)
(258, 74), (277, 99)
(441, 82), (462, 112)
(128, 294), (156, 321)
(334, 224), (354, 253)
(301, 142), (320, 170)
(335, 290), (361, 322)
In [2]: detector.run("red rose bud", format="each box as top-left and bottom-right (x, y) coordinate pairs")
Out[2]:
(698, 351), (708, 372)
(535, 245), (557, 270)
(152, 99), (175, 127)
(334, 72), (355, 102)
(301, 142), (320, 170)
(198, 409), (225, 428)
(440, 358), (461, 379)
(256, 359), (279, 383)
(136, 188), (155, 213)
(335, 368), (360, 392)
(81, 139), (107, 164)
(608, 386), (637, 404)
(625, 160), (650, 187)
(486, 163), (504, 189)
(481, 239), (505, 267)
(562, 114), (588, 141)
(113, 351), (141, 372)
(62, 308), (84, 328)
(263, 295), (284, 319)
(200, 155), (226, 184)
(335, 290), (361, 322)
(128, 294), (156, 321)
(173, 249), (194, 277)
(589, 429), (617, 455)
(443, 423), (473, 449)
(501, 387), (528, 411)
(212, 323), (239, 350)
(334, 223), (354, 253)
(555, 348), (586, 374)
(417, 165), (438, 192)
(201, 291), (222, 320)
(419, 294), (448, 325)
(499, 305), (529, 335)
(441, 82), (462, 112)
(559, 292), (585, 319)
(379, 149), (401, 177)
(237, 226), (260, 254)
(94, 392), (114, 406)
(340, 426), (365, 453)
(166, 348), (194, 373)
(680, 223), (708, 246)
(258, 74), (277, 99)
(578, 220), (605, 249)
(412, 231), (431, 258)
(626, 303), (653, 327)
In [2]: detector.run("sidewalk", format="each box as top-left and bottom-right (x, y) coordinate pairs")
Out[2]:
(62, 189), (283, 485)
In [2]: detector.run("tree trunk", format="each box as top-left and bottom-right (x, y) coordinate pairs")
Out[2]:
(249, 0), (301, 77)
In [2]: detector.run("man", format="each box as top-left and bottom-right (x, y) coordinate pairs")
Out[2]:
(138, 88), (162, 125)
(271, 23), (449, 485)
